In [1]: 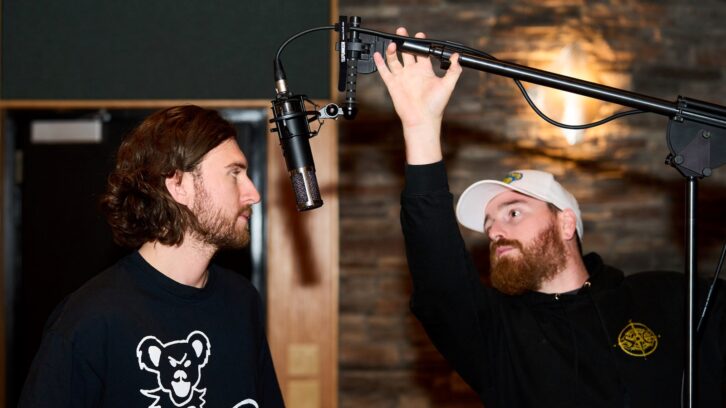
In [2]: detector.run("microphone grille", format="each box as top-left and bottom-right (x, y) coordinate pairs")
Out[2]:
(291, 167), (323, 211)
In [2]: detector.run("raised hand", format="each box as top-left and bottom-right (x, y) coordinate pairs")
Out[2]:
(374, 27), (462, 164)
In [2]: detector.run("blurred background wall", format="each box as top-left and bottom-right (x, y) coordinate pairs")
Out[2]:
(336, 0), (726, 406)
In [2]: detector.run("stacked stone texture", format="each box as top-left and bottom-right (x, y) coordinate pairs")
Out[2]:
(337, 0), (726, 406)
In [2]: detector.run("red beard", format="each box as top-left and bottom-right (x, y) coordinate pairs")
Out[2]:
(489, 222), (567, 295)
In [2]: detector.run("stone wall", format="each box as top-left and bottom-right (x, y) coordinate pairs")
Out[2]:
(337, 0), (726, 406)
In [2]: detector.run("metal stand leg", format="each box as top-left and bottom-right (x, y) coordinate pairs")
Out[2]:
(685, 177), (698, 408)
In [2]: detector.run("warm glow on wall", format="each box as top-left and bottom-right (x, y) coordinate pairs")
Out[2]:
(561, 91), (586, 145)
(531, 43), (603, 145)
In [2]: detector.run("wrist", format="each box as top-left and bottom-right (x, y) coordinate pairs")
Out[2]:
(402, 122), (443, 165)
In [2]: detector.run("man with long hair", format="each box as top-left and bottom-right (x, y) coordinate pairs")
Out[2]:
(374, 28), (726, 406)
(20, 105), (284, 407)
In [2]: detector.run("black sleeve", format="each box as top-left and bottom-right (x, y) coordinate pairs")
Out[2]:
(18, 330), (103, 407)
(257, 339), (285, 407)
(254, 294), (285, 407)
(18, 300), (104, 408)
(400, 161), (496, 396)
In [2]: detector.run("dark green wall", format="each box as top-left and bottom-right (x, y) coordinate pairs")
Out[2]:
(2, 0), (331, 99)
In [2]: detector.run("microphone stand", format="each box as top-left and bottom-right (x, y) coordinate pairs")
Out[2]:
(348, 20), (726, 408)
(273, 17), (726, 406)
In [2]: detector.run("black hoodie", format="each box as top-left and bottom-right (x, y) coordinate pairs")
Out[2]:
(401, 161), (725, 407)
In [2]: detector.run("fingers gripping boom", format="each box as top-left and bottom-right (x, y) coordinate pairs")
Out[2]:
(373, 27), (462, 165)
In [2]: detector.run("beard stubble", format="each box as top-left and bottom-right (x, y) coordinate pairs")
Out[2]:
(190, 175), (251, 250)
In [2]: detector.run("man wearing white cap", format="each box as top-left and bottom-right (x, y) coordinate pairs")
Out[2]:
(374, 28), (726, 407)
(456, 169), (586, 296)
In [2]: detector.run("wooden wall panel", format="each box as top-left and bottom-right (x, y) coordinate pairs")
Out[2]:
(267, 112), (339, 407)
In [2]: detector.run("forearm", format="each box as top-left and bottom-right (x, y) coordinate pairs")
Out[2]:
(401, 161), (492, 393)
(401, 162), (477, 295)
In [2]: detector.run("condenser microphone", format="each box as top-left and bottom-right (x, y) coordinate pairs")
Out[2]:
(270, 74), (323, 211)
(270, 16), (388, 211)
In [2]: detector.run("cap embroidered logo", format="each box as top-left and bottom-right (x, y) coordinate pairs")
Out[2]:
(502, 172), (523, 184)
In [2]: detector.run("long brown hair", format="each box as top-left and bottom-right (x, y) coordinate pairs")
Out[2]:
(100, 105), (236, 247)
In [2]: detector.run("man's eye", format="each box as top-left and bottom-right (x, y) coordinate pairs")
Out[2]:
(509, 209), (521, 218)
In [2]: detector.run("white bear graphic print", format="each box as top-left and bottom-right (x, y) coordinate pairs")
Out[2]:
(136, 330), (259, 408)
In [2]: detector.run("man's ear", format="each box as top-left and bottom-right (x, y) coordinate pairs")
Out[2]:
(558, 208), (578, 241)
(165, 170), (192, 206)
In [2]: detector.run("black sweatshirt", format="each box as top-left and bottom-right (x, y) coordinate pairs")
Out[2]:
(19, 252), (284, 408)
(401, 161), (726, 407)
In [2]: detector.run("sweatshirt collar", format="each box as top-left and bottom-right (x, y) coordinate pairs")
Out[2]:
(125, 251), (217, 302)
(520, 252), (624, 304)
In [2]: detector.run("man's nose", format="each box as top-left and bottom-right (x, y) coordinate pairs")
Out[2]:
(240, 177), (261, 205)
(487, 219), (506, 242)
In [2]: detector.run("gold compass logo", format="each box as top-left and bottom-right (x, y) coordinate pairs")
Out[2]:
(616, 321), (659, 358)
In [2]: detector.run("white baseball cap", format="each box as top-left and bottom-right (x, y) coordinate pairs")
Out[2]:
(455, 170), (583, 238)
